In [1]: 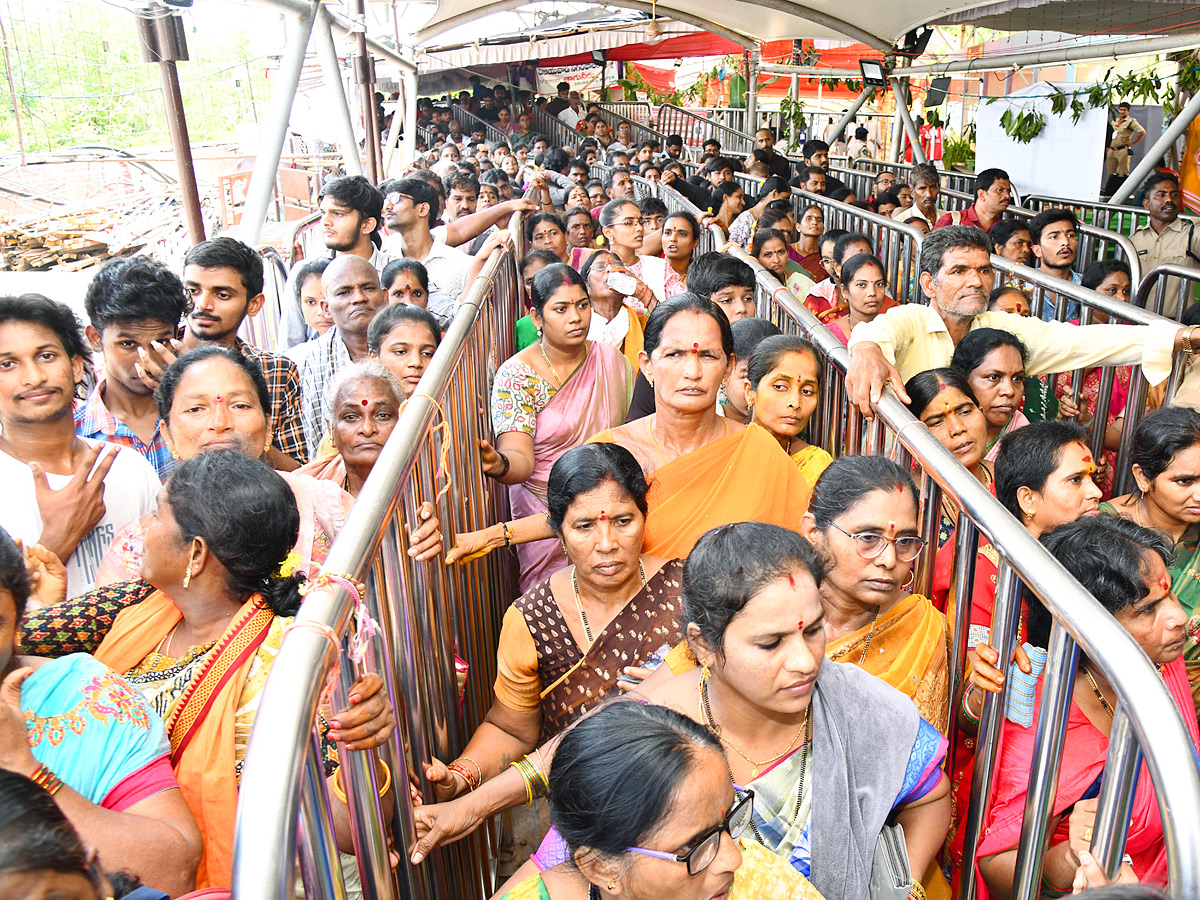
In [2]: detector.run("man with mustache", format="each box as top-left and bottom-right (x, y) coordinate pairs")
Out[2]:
(934, 168), (1012, 233)
(0, 294), (159, 598)
(1132, 172), (1200, 317)
(843, 225), (1198, 417)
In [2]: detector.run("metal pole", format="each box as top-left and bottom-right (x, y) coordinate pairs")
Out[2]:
(136, 14), (206, 244)
(352, 0), (381, 183)
(1091, 706), (1141, 879)
(892, 33), (1200, 76)
(239, 4), (317, 247)
(890, 76), (928, 165)
(0, 13), (26, 165)
(831, 88), (872, 152)
(382, 92), (404, 177)
(746, 54), (759, 134)
(314, 7), (364, 177)
(401, 68), (418, 170)
(1110, 87), (1200, 204)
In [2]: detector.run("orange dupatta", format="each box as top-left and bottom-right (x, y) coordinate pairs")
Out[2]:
(94, 590), (275, 889)
(591, 423), (812, 559)
(622, 308), (647, 372)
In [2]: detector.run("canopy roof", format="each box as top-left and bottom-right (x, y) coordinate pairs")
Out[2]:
(410, 0), (1200, 57)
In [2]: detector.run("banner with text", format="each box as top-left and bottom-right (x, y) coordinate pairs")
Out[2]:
(536, 63), (611, 95)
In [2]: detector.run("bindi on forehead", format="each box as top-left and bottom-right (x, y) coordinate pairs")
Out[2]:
(598, 510), (607, 521)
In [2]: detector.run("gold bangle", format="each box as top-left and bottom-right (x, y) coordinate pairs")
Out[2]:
(1186, 325), (1200, 354)
(331, 760), (391, 802)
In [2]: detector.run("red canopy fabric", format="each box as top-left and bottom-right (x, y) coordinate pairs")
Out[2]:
(628, 61), (677, 92)
(539, 31), (744, 66)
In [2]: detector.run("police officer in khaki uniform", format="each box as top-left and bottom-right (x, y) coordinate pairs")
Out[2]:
(1131, 171), (1200, 316)
(1108, 102), (1147, 178)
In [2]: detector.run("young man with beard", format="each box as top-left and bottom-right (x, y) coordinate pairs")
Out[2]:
(77, 256), (189, 480)
(1029, 208), (1082, 320)
(0, 294), (159, 597)
(276, 175), (391, 350)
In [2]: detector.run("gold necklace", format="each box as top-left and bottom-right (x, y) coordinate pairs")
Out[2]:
(571, 560), (647, 650)
(1083, 667), (1115, 719)
(538, 340), (564, 387)
(699, 665), (808, 778)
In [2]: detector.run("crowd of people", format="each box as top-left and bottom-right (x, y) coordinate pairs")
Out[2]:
(2, 79), (1198, 900)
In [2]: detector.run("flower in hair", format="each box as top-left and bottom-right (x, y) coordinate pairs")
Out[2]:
(274, 550), (303, 579)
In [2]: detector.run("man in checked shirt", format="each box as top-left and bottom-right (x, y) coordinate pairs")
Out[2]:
(136, 236), (307, 469)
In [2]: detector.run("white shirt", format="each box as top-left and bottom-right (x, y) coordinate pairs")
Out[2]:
(558, 106), (583, 130)
(0, 439), (159, 598)
(415, 240), (474, 321)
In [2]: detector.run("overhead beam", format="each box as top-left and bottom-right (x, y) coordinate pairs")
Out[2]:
(413, 0), (756, 48)
(242, 0), (416, 72)
(759, 63), (863, 79)
(740, 0), (891, 53)
(892, 33), (1200, 76)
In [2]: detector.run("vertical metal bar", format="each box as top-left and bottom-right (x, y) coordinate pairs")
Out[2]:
(1110, 88), (1200, 205)
(158, 58), (207, 244)
(297, 733), (349, 900)
(352, 0), (380, 183)
(314, 8), (364, 178)
(401, 69), (419, 171)
(0, 13), (26, 165)
(1011, 621), (1080, 900)
(240, 4), (318, 246)
(1090, 706), (1141, 879)
(890, 77), (928, 165)
(914, 472), (941, 598)
(960, 562), (1023, 900)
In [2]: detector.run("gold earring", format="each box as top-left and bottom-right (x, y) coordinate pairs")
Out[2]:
(182, 566), (192, 589)
(1024, 510), (1035, 522)
(607, 882), (617, 893)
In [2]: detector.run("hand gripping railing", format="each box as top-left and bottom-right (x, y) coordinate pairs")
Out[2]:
(286, 210), (324, 266)
(232, 219), (524, 900)
(729, 244), (1200, 900)
(655, 103), (755, 156)
(851, 156), (977, 195)
(1136, 262), (1200, 323)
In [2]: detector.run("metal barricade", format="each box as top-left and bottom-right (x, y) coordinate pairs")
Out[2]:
(1024, 195), (1200, 237)
(655, 103), (755, 156)
(588, 161), (657, 202)
(729, 244), (1200, 900)
(1135, 262), (1200, 323)
(828, 164), (877, 200)
(789, 187), (925, 304)
(531, 107), (584, 152)
(594, 105), (669, 151)
(451, 104), (508, 147)
(286, 211), (323, 266)
(599, 101), (654, 125)
(658, 182), (724, 256)
(233, 211), (525, 900)
(852, 156), (976, 195)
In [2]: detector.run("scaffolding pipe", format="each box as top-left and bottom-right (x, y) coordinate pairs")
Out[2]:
(243, 0), (415, 72)
(314, 7), (364, 178)
(351, 0), (381, 183)
(891, 76), (928, 165)
(158, 61), (206, 245)
(892, 33), (1200, 76)
(761, 63), (866, 79)
(239, 3), (317, 247)
(401, 68), (418, 171)
(1109, 88), (1200, 205)
(746, 55), (759, 135)
(830, 88), (873, 151)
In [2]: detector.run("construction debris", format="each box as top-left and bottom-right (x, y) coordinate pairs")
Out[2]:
(1, 193), (214, 272)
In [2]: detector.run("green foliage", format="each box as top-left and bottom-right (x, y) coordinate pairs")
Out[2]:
(941, 131), (974, 169)
(0, 4), (272, 153)
(778, 96), (808, 152)
(982, 53), (1200, 145)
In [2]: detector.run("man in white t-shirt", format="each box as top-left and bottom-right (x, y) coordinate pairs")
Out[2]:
(382, 177), (473, 322)
(0, 295), (159, 597)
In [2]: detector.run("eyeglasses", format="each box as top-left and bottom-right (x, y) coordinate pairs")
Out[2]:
(626, 789), (753, 876)
(827, 522), (925, 562)
(612, 219), (641, 228)
(385, 192), (412, 205)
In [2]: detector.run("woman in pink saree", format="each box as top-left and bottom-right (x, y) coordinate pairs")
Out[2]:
(482, 264), (632, 590)
(974, 515), (1198, 898)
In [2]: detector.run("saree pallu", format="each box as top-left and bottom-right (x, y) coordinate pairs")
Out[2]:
(792, 445), (833, 485)
(508, 342), (631, 591)
(94, 591), (277, 889)
(591, 423), (813, 559)
(788, 247), (827, 283)
(825, 594), (951, 733)
(983, 410), (1030, 463)
(297, 450), (348, 489)
(975, 658), (1200, 898)
(508, 558), (684, 741)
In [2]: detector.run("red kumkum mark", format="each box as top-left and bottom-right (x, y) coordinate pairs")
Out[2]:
(1161, 573), (1172, 594)
(887, 521), (896, 535)
(797, 619), (805, 630)
(362, 398), (370, 406)
(788, 572), (796, 588)
(690, 342), (701, 356)
(214, 395), (223, 404)
(598, 510), (606, 522)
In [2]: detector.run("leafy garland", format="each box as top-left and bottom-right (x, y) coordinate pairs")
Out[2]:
(983, 55), (1200, 144)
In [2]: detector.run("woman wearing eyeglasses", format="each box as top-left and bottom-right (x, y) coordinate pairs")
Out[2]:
(496, 702), (753, 900)
(597, 199), (671, 307)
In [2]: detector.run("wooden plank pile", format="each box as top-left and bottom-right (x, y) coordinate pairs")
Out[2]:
(1, 194), (192, 272)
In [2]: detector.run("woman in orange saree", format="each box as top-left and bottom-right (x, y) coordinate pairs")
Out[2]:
(448, 293), (814, 567)
(20, 452), (397, 889)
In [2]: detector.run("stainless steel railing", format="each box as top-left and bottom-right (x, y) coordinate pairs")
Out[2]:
(239, 245), (288, 352)
(851, 156), (977, 195)
(1136, 262), (1200, 323)
(599, 100), (654, 125)
(933, 187), (1144, 288)
(233, 210), (525, 900)
(530, 107), (584, 152)
(1024, 194), (1200, 237)
(730, 244), (1200, 900)
(655, 103), (756, 156)
(451, 104), (509, 147)
(593, 104), (670, 151)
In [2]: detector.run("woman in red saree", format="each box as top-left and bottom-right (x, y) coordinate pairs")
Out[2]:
(451, 293), (813, 568)
(482, 263), (632, 591)
(974, 515), (1196, 898)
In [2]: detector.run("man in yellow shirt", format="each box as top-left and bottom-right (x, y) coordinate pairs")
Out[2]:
(1108, 102), (1146, 179)
(1130, 171), (1200, 317)
(844, 225), (1191, 415)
